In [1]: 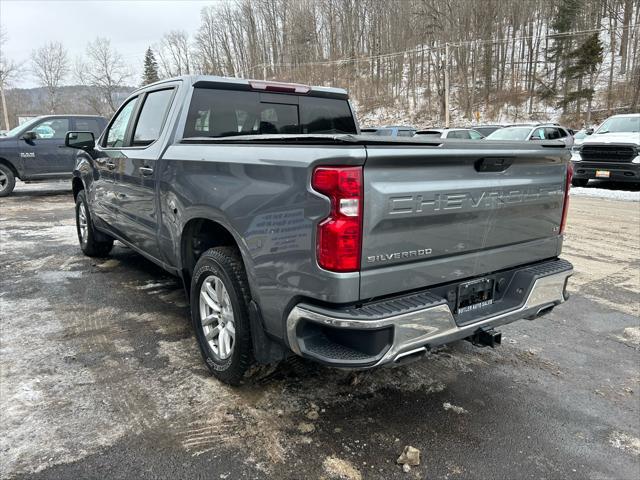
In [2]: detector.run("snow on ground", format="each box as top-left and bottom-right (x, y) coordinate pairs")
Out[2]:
(570, 186), (640, 202)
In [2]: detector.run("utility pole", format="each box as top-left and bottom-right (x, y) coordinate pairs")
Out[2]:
(444, 42), (450, 128)
(0, 73), (9, 131)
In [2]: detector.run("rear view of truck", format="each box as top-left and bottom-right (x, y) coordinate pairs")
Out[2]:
(287, 139), (573, 367)
(132, 75), (575, 384)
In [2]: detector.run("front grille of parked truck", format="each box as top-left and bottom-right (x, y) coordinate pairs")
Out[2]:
(580, 145), (637, 162)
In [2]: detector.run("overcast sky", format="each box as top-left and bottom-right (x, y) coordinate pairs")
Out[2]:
(1, 0), (215, 88)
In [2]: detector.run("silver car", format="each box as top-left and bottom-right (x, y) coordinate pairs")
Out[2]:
(485, 124), (574, 147)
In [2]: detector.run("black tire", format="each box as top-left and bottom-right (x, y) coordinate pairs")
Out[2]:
(75, 190), (114, 257)
(571, 178), (588, 187)
(0, 164), (16, 198)
(191, 247), (253, 385)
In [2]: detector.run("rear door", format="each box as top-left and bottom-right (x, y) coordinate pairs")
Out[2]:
(359, 143), (567, 299)
(114, 86), (176, 258)
(91, 97), (138, 230)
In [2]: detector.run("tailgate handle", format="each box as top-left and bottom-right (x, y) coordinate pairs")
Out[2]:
(475, 157), (514, 172)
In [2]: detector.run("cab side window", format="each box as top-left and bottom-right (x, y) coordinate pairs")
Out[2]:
(75, 118), (104, 137)
(33, 118), (70, 139)
(131, 89), (175, 146)
(105, 98), (137, 148)
(530, 128), (545, 140)
(448, 130), (469, 139)
(544, 127), (561, 140)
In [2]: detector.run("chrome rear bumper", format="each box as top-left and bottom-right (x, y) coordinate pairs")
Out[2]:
(286, 259), (573, 368)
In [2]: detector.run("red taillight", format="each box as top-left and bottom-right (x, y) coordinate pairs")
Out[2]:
(560, 162), (573, 234)
(312, 166), (363, 272)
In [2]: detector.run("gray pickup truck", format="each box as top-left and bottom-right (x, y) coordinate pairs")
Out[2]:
(0, 115), (106, 197)
(66, 75), (573, 385)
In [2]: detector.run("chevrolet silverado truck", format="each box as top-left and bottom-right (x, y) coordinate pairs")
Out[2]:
(0, 115), (107, 197)
(571, 113), (640, 186)
(66, 75), (573, 385)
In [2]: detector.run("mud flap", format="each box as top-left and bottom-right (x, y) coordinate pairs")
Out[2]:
(249, 301), (288, 364)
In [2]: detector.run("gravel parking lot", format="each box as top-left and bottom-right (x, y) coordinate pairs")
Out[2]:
(1, 181), (639, 480)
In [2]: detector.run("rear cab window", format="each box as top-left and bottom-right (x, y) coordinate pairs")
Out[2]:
(183, 88), (357, 138)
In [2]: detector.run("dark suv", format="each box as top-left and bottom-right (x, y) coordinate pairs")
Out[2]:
(0, 115), (107, 197)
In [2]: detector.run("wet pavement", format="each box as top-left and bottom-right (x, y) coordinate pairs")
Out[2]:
(1, 181), (639, 479)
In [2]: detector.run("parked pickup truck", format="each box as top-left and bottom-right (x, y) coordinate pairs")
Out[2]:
(66, 75), (573, 385)
(570, 113), (640, 186)
(0, 115), (107, 197)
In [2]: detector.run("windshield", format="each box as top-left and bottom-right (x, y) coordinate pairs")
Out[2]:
(485, 127), (531, 141)
(5, 117), (42, 137)
(596, 116), (640, 134)
(573, 131), (587, 140)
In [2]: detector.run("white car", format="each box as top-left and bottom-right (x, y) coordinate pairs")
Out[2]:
(571, 113), (640, 186)
(414, 128), (484, 140)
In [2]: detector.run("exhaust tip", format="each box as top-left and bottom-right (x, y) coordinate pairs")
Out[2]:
(394, 347), (428, 365)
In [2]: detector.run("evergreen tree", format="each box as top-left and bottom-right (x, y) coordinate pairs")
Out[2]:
(142, 47), (159, 85)
(542, 0), (580, 107)
(562, 33), (604, 118)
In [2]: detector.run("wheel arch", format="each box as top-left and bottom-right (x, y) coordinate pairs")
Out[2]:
(72, 175), (84, 200)
(0, 157), (19, 179)
(179, 217), (252, 292)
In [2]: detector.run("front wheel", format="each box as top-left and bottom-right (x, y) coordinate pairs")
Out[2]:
(571, 178), (588, 187)
(75, 190), (114, 257)
(191, 247), (253, 385)
(0, 164), (16, 197)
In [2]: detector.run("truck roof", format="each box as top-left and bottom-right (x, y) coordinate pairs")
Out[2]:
(135, 75), (349, 99)
(30, 114), (106, 118)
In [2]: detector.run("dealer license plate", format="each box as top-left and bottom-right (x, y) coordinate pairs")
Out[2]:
(457, 278), (495, 314)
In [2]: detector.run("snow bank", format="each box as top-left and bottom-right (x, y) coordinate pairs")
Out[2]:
(570, 186), (640, 202)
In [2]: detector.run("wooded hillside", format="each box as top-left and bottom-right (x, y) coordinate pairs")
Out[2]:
(2, 0), (638, 128)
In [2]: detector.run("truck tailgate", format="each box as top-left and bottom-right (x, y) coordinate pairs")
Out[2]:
(360, 142), (568, 299)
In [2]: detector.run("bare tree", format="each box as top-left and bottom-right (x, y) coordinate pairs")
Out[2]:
(157, 30), (192, 77)
(31, 41), (69, 113)
(0, 27), (22, 129)
(76, 37), (131, 115)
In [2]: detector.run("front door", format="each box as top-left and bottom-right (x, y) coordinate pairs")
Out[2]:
(20, 117), (75, 177)
(115, 87), (176, 260)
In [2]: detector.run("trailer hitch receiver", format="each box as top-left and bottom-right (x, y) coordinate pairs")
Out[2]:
(467, 328), (502, 348)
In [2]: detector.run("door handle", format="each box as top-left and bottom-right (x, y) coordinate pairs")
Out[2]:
(106, 162), (116, 170)
(139, 167), (154, 176)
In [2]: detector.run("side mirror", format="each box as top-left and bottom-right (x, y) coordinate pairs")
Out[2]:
(585, 128), (594, 135)
(65, 131), (95, 150)
(22, 131), (37, 141)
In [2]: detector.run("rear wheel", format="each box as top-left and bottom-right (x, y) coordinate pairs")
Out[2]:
(191, 247), (253, 385)
(571, 178), (588, 187)
(75, 190), (113, 257)
(0, 164), (16, 197)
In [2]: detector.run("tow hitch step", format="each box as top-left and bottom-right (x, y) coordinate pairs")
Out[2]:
(467, 328), (502, 348)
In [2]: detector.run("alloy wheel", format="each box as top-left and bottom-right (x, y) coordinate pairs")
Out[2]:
(78, 203), (88, 244)
(199, 274), (236, 360)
